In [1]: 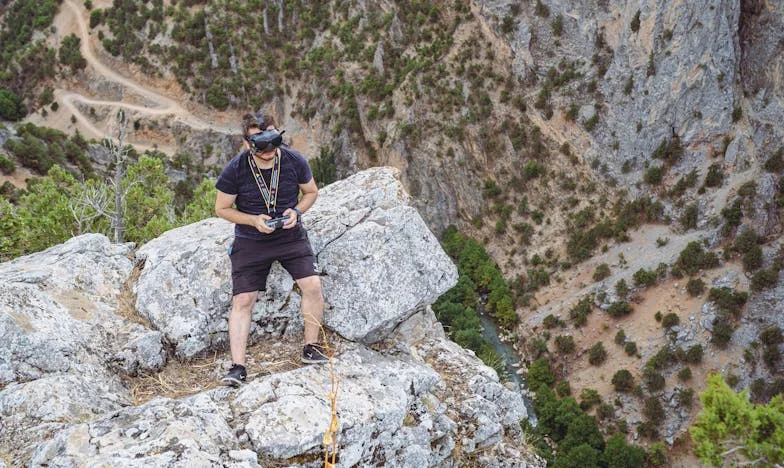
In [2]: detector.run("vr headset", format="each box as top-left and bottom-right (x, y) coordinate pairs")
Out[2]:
(245, 129), (285, 153)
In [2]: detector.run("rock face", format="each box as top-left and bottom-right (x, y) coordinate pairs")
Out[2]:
(0, 168), (542, 467)
(134, 167), (458, 358)
(0, 235), (165, 460)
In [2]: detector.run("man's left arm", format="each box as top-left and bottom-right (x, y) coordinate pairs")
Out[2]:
(283, 178), (318, 228)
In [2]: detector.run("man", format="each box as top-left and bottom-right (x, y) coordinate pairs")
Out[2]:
(215, 113), (327, 387)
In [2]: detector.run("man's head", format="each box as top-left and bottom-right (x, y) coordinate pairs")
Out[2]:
(242, 113), (283, 157)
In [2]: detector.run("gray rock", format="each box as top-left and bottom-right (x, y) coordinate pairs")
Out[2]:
(32, 392), (239, 467)
(134, 168), (458, 357)
(0, 370), (131, 463)
(134, 218), (235, 359)
(746, 173), (781, 238)
(0, 234), (164, 384)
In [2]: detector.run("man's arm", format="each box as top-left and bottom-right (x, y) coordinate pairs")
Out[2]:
(282, 179), (318, 229)
(296, 178), (318, 213)
(215, 190), (273, 233)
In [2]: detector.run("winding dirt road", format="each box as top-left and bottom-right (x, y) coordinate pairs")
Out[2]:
(29, 0), (236, 152)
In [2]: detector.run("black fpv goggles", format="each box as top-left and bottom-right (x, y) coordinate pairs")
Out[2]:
(245, 129), (285, 153)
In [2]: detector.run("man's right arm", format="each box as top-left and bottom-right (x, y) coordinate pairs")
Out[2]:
(215, 190), (273, 233)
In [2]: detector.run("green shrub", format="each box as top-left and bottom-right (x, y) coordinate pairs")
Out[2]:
(556, 379), (572, 397)
(686, 277), (705, 297)
(764, 148), (784, 173)
(751, 268), (779, 291)
(608, 301), (633, 317)
(543, 314), (565, 329)
(643, 397), (665, 424)
(579, 387), (602, 410)
(708, 287), (748, 317)
(743, 246), (763, 271)
(637, 421), (659, 439)
(624, 341), (638, 356)
(733, 229), (763, 253)
(677, 241), (720, 275)
(593, 263), (611, 281)
(615, 278), (629, 298)
(0, 88), (26, 120)
(500, 15), (516, 33)
(588, 342), (607, 366)
(644, 368), (665, 392)
(644, 166), (663, 185)
(528, 357), (555, 389)
(678, 367), (692, 381)
(685, 344), (704, 364)
(555, 335), (576, 354)
(680, 203), (699, 230)
(661, 313), (680, 329)
(647, 442), (668, 466)
(732, 106), (743, 122)
(534, 0), (550, 17)
(763, 345), (781, 370)
(569, 297), (593, 326)
(678, 388), (694, 408)
(565, 103), (578, 121)
(612, 369), (635, 392)
(633, 268), (658, 287)
(711, 319), (735, 347)
(58, 34), (86, 70)
(551, 14), (563, 35)
(584, 114), (599, 131)
(705, 163), (724, 187)
(614, 329), (626, 345)
(597, 403), (615, 420)
(630, 10), (641, 33)
(0, 155), (15, 174)
(760, 326), (783, 347)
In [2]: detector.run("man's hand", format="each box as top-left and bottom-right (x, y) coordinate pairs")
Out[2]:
(282, 208), (298, 229)
(254, 214), (275, 233)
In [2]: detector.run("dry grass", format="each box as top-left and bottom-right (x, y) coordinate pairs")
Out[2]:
(116, 259), (154, 328)
(121, 335), (305, 405)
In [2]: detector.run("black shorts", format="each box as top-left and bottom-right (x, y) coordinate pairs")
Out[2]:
(229, 235), (317, 296)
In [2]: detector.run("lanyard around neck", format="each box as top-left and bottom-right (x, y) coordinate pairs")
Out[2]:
(247, 149), (281, 215)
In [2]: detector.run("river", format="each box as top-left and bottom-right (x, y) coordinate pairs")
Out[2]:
(478, 312), (538, 425)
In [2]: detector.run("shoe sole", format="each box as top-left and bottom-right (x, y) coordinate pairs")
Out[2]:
(220, 376), (245, 387)
(301, 357), (329, 365)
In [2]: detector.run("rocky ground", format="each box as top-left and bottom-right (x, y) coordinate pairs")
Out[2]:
(0, 168), (543, 467)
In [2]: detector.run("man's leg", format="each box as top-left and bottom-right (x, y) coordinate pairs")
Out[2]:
(295, 275), (324, 345)
(229, 291), (258, 365)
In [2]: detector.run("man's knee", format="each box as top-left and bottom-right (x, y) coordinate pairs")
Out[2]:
(297, 276), (323, 299)
(232, 291), (258, 312)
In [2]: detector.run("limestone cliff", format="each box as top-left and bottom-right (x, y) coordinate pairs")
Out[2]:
(0, 168), (543, 467)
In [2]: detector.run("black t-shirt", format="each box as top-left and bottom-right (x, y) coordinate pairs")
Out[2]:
(216, 147), (313, 241)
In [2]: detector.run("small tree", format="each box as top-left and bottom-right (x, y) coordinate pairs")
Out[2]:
(691, 374), (784, 466)
(612, 369), (635, 392)
(588, 342), (607, 365)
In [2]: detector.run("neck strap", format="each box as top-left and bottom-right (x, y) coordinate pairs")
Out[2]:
(247, 149), (281, 215)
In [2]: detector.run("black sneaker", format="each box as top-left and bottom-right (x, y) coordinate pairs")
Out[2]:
(220, 364), (247, 387)
(302, 344), (329, 365)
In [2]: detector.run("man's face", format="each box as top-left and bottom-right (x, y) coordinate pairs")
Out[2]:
(245, 127), (277, 159)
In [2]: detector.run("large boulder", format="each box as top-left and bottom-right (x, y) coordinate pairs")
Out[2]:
(134, 167), (458, 358)
(0, 235), (165, 462)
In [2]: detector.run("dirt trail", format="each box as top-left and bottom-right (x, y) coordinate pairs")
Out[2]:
(25, 0), (236, 148)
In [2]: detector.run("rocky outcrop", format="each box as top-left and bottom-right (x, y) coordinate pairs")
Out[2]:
(0, 167), (542, 467)
(0, 234), (165, 461)
(134, 168), (457, 358)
